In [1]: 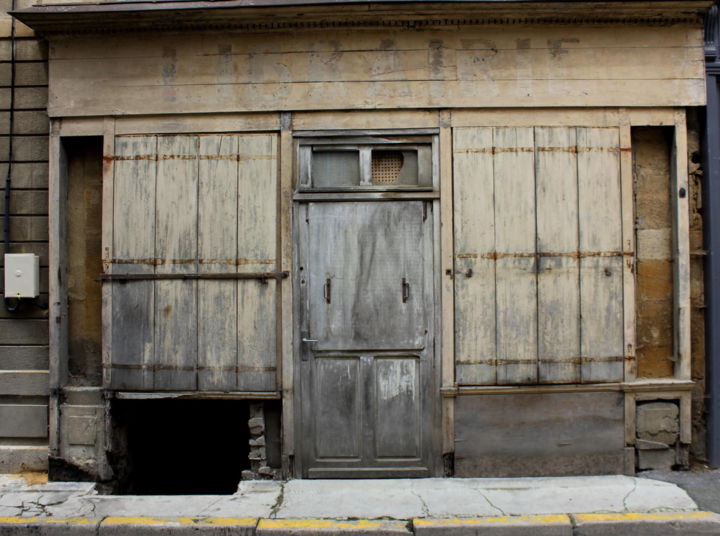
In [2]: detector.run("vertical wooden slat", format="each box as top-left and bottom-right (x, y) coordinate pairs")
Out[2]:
(494, 127), (537, 385)
(673, 110), (691, 380)
(279, 113), (294, 467)
(535, 127), (580, 383)
(111, 135), (157, 390)
(154, 135), (198, 390)
(101, 119), (115, 390)
(619, 114), (637, 382)
(578, 127), (624, 382)
(48, 123), (65, 456)
(197, 135), (239, 391)
(236, 134), (278, 391)
(453, 127), (496, 385)
(439, 114), (454, 456)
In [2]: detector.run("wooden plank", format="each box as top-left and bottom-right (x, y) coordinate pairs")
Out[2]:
(47, 27), (706, 117)
(673, 110), (692, 380)
(293, 110), (439, 131)
(57, 117), (104, 137)
(624, 392), (636, 446)
(0, 346), (49, 370)
(535, 127), (580, 383)
(0, 371), (49, 396)
(455, 392), (625, 476)
(0, 319), (48, 345)
(197, 134), (239, 391)
(49, 78), (707, 118)
(237, 134), (278, 391)
(577, 127), (624, 383)
(153, 135), (198, 390)
(48, 122), (65, 456)
(619, 116), (636, 382)
(453, 127), (496, 385)
(279, 114), (294, 464)
(0, 405), (47, 438)
(101, 118), (115, 389)
(111, 135), (156, 390)
(452, 109), (621, 128)
(48, 26), (702, 61)
(115, 113), (279, 135)
(439, 114), (453, 455)
(494, 127), (537, 385)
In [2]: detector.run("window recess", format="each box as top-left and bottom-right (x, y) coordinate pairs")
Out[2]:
(298, 137), (434, 191)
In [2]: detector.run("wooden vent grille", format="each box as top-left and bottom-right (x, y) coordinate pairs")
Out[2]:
(372, 152), (403, 183)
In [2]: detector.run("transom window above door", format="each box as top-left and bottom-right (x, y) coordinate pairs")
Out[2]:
(297, 136), (436, 191)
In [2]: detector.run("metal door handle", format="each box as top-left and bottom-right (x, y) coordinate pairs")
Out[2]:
(302, 338), (318, 343)
(324, 278), (331, 304)
(402, 278), (410, 303)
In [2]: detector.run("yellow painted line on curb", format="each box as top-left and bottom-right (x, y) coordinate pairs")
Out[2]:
(201, 517), (258, 526)
(0, 516), (39, 524)
(259, 519), (407, 530)
(413, 515), (570, 526)
(45, 517), (95, 524)
(103, 517), (167, 525)
(576, 511), (716, 522)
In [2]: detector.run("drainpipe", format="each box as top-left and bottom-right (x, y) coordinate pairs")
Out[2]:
(704, 2), (720, 467)
(3, 0), (17, 312)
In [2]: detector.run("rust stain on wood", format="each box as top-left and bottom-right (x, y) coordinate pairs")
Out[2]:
(107, 258), (275, 265)
(454, 146), (630, 155)
(455, 251), (632, 260)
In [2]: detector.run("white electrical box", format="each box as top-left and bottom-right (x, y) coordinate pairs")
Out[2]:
(4, 253), (40, 298)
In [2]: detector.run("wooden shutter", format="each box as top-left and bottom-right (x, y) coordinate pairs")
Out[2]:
(107, 133), (278, 392)
(454, 126), (624, 385)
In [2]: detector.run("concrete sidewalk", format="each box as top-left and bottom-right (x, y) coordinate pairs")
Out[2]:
(1, 474), (719, 534)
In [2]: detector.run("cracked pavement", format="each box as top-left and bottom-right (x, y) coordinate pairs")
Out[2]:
(0, 474), (700, 521)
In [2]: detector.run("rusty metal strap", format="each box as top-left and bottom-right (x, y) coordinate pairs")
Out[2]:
(456, 356), (629, 366)
(105, 364), (277, 372)
(96, 271), (288, 282)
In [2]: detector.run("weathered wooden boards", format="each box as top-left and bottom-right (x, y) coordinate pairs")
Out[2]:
(454, 127), (625, 385)
(47, 26), (704, 117)
(107, 133), (278, 391)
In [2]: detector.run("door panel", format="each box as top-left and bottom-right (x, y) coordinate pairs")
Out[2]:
(307, 202), (428, 351)
(313, 357), (362, 459)
(373, 357), (421, 459)
(299, 201), (435, 477)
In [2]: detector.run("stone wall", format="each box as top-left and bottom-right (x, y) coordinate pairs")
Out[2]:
(0, 1), (49, 473)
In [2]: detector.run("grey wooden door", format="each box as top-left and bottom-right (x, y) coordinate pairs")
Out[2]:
(298, 201), (435, 478)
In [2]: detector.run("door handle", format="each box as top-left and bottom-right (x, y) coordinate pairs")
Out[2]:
(324, 278), (331, 304)
(301, 337), (317, 361)
(402, 278), (410, 303)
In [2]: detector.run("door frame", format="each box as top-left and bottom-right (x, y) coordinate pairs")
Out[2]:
(290, 130), (443, 478)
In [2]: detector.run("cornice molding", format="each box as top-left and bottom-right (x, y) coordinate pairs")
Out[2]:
(13, 1), (710, 36)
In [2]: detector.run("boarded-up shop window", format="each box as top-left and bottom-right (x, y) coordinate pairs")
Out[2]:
(106, 134), (278, 392)
(632, 127), (674, 378)
(454, 127), (624, 385)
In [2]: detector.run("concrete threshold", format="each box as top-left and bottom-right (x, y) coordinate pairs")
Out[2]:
(1, 475), (719, 535)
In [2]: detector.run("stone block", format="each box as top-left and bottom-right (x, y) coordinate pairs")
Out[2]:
(637, 447), (675, 470)
(637, 229), (672, 261)
(0, 520), (100, 535)
(258, 519), (412, 536)
(573, 512), (720, 535)
(413, 516), (572, 536)
(637, 402), (679, 444)
(250, 435), (266, 447)
(249, 447), (267, 461)
(636, 439), (669, 450)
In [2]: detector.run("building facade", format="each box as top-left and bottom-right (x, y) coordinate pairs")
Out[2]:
(0, 0), (711, 488)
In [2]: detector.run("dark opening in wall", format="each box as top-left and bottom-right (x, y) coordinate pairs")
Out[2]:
(64, 136), (103, 386)
(110, 399), (249, 494)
